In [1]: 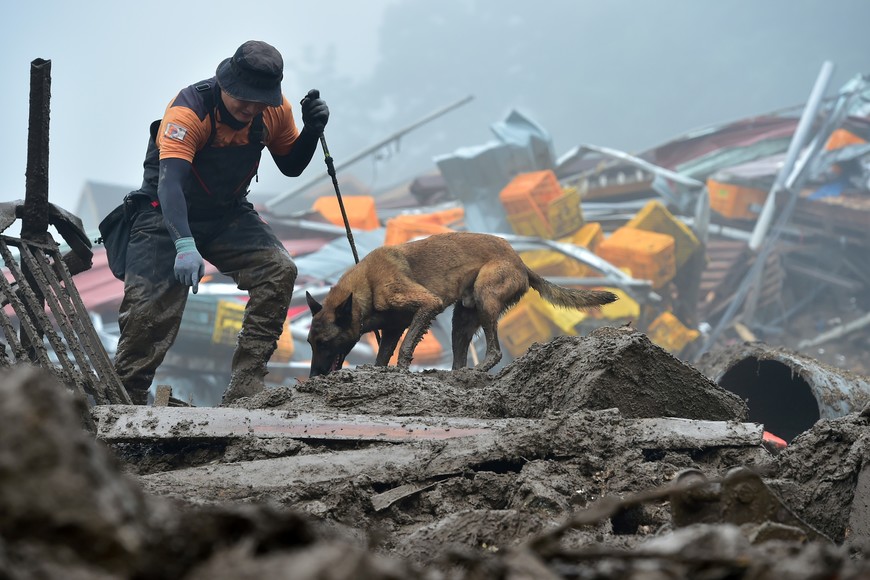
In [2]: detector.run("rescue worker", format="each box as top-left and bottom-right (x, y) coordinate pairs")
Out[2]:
(114, 40), (328, 405)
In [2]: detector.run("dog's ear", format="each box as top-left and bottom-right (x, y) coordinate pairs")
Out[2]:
(306, 291), (323, 315)
(336, 293), (354, 328)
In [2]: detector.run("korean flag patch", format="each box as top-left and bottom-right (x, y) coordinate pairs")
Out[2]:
(164, 122), (188, 141)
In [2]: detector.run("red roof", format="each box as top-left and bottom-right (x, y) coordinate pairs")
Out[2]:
(642, 116), (799, 170)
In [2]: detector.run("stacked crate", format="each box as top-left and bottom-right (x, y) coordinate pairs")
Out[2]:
(499, 170), (583, 238)
(624, 201), (700, 268)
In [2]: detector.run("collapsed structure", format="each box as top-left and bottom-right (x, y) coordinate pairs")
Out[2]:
(2, 58), (870, 578)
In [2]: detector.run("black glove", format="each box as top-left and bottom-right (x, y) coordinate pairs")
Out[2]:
(300, 89), (329, 135)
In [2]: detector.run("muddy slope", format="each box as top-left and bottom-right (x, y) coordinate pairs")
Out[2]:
(237, 326), (747, 423)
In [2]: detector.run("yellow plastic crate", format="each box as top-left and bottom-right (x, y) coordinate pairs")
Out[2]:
(587, 288), (640, 321)
(506, 210), (553, 238)
(524, 291), (588, 335)
(212, 299), (245, 346)
(520, 250), (586, 278)
(624, 200), (700, 268)
(505, 187), (584, 239)
(498, 300), (553, 358)
(570, 221), (604, 251)
(546, 186), (584, 238)
(213, 299), (294, 361)
(646, 311), (700, 355)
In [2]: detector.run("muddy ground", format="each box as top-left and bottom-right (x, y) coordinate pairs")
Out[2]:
(2, 326), (870, 579)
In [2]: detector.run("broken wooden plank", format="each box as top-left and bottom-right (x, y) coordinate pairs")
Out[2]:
(136, 411), (765, 503)
(153, 385), (172, 407)
(371, 480), (442, 512)
(627, 417), (764, 449)
(94, 407), (763, 450)
(92, 406), (494, 443)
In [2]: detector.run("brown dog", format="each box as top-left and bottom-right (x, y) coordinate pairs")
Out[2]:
(305, 231), (618, 376)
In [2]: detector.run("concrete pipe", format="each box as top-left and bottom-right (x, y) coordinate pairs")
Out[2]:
(697, 343), (870, 442)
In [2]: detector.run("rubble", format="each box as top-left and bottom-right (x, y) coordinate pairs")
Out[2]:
(5, 323), (870, 578)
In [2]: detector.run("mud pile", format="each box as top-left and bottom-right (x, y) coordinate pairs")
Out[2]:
(238, 326), (747, 422)
(3, 326), (870, 578)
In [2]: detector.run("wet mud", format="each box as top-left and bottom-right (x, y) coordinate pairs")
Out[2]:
(3, 326), (870, 578)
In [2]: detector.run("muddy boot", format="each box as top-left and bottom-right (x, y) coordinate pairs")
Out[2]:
(221, 345), (270, 405)
(118, 375), (152, 405)
(126, 388), (150, 406)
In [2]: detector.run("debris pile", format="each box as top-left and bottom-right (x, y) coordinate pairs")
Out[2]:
(5, 325), (870, 578)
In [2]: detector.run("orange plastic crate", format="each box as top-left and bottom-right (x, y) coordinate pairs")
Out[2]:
(625, 200), (700, 268)
(825, 128), (866, 151)
(499, 170), (563, 216)
(706, 178), (768, 221)
(386, 330), (444, 365)
(313, 195), (380, 230)
(384, 215), (454, 246)
(596, 227), (676, 289)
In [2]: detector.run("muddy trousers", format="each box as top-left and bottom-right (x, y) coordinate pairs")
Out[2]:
(113, 203), (297, 405)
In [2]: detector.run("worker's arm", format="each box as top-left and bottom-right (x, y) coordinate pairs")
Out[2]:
(271, 90), (329, 177)
(271, 128), (320, 177)
(158, 157), (204, 293)
(157, 157), (193, 241)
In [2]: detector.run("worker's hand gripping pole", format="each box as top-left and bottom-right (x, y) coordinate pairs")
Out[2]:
(300, 89), (360, 265)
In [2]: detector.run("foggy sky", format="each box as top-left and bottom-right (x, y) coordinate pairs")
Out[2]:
(4, 0), (870, 216)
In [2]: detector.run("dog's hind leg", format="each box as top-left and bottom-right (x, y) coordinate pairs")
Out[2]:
(476, 318), (503, 372)
(451, 304), (480, 370)
(473, 262), (528, 372)
(374, 327), (403, 366)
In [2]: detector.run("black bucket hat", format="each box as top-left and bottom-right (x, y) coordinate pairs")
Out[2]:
(216, 40), (284, 107)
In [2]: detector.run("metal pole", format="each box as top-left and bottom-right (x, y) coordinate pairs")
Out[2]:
(319, 134), (360, 265)
(694, 61), (838, 361)
(748, 61), (835, 252)
(22, 58), (52, 239)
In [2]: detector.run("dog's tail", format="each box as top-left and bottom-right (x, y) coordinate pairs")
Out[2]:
(527, 269), (619, 310)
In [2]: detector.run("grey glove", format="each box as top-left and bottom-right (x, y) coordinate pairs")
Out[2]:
(174, 237), (205, 294)
(300, 89), (329, 135)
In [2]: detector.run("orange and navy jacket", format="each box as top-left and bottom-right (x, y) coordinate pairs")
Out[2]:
(138, 78), (299, 213)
